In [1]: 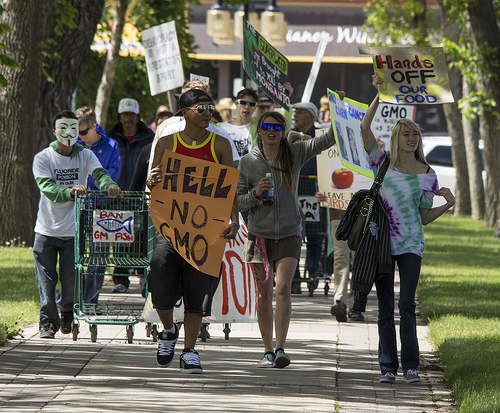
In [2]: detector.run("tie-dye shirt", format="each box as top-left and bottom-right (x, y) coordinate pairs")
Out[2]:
(368, 144), (439, 257)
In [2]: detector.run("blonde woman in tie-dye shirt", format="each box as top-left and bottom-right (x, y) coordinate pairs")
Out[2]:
(360, 74), (455, 385)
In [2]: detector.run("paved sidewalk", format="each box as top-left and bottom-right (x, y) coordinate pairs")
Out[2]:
(0, 278), (455, 413)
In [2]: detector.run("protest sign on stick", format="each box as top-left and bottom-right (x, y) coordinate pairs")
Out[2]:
(142, 21), (184, 95)
(328, 89), (372, 178)
(316, 128), (373, 210)
(242, 18), (290, 110)
(359, 46), (454, 104)
(150, 150), (239, 277)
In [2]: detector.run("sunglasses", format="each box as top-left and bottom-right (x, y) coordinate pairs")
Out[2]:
(79, 128), (90, 136)
(261, 123), (283, 131)
(187, 104), (216, 114)
(237, 99), (257, 107)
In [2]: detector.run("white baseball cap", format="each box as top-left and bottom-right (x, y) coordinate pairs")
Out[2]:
(118, 98), (140, 114)
(293, 102), (318, 120)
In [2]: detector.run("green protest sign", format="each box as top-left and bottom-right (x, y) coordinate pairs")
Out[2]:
(243, 19), (290, 110)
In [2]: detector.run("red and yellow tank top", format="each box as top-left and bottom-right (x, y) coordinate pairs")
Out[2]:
(172, 131), (219, 163)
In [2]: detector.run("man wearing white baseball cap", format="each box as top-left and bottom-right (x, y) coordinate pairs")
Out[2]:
(107, 98), (155, 293)
(290, 100), (322, 295)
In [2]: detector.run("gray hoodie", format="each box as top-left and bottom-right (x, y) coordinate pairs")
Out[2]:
(237, 127), (335, 240)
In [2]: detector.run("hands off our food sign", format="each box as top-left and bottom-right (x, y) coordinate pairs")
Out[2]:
(359, 46), (454, 105)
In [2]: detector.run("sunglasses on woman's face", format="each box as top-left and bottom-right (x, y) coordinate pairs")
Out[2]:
(79, 128), (90, 136)
(261, 123), (283, 131)
(237, 99), (257, 107)
(187, 104), (216, 114)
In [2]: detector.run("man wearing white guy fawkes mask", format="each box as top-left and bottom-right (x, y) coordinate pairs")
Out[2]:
(32, 110), (121, 339)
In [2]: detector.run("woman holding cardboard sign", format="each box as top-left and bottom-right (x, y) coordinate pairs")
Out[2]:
(360, 74), (455, 384)
(147, 88), (239, 374)
(237, 95), (344, 368)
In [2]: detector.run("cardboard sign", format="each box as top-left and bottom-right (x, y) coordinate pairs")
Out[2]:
(142, 21), (184, 95)
(142, 215), (258, 324)
(242, 18), (290, 110)
(316, 138), (373, 210)
(359, 46), (454, 104)
(328, 89), (373, 178)
(150, 150), (239, 277)
(92, 210), (134, 243)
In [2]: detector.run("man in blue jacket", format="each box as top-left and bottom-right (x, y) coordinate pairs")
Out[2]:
(107, 98), (154, 292)
(76, 106), (121, 304)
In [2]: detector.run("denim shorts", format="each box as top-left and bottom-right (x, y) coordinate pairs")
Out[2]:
(148, 235), (220, 315)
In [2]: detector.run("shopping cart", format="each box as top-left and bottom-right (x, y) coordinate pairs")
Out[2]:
(294, 175), (332, 296)
(73, 191), (156, 343)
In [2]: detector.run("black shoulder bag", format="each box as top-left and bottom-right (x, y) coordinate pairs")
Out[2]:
(337, 156), (390, 251)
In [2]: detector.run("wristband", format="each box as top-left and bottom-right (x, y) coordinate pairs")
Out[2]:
(230, 221), (240, 228)
(252, 188), (259, 199)
(146, 178), (156, 190)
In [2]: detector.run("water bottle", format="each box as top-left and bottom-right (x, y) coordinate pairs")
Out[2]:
(262, 173), (274, 206)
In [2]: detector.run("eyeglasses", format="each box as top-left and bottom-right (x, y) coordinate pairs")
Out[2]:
(261, 123), (283, 131)
(187, 104), (216, 114)
(237, 99), (257, 107)
(79, 128), (90, 136)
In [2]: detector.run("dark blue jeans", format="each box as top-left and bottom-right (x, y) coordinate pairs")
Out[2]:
(305, 234), (325, 276)
(375, 253), (421, 374)
(33, 233), (75, 328)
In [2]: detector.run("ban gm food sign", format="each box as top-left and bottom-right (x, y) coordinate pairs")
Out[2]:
(93, 210), (134, 243)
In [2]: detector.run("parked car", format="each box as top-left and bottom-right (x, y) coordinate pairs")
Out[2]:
(422, 133), (485, 207)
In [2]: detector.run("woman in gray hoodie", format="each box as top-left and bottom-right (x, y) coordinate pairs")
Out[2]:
(237, 107), (340, 369)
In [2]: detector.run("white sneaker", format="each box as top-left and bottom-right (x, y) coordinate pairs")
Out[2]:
(257, 352), (275, 368)
(180, 349), (203, 374)
(112, 284), (130, 293)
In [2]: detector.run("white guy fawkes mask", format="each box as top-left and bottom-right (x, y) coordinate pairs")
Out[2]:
(55, 118), (79, 146)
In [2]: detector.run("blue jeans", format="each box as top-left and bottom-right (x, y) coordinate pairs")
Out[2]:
(305, 234), (325, 276)
(83, 242), (108, 304)
(33, 233), (75, 328)
(375, 253), (421, 374)
(83, 269), (104, 304)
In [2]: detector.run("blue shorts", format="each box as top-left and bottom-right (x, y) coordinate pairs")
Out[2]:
(148, 235), (220, 315)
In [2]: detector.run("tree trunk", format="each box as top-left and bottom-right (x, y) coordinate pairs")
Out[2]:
(462, 78), (484, 220)
(0, 0), (45, 246)
(95, 0), (130, 128)
(0, 0), (104, 246)
(436, 0), (470, 215)
(467, 0), (500, 230)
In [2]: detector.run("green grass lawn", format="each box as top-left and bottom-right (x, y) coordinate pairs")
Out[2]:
(0, 246), (39, 343)
(419, 214), (500, 413)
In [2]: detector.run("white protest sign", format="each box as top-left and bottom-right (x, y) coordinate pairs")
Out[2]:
(372, 103), (416, 151)
(359, 46), (454, 104)
(142, 216), (257, 324)
(316, 137), (373, 210)
(92, 210), (134, 243)
(298, 196), (320, 222)
(142, 21), (184, 96)
(328, 89), (372, 178)
(190, 73), (210, 85)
